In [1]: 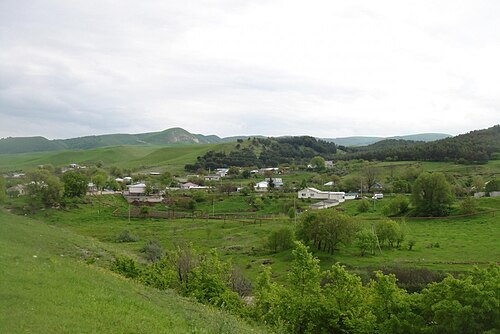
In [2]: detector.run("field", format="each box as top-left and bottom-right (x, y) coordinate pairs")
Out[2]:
(0, 209), (268, 333)
(25, 194), (500, 284)
(0, 143), (234, 174)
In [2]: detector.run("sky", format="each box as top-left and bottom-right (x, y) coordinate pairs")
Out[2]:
(1, 0), (499, 140)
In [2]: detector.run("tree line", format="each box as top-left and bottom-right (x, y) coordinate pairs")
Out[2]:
(343, 125), (500, 163)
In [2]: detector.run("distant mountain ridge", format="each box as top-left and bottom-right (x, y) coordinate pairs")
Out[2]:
(0, 127), (451, 154)
(323, 133), (451, 147)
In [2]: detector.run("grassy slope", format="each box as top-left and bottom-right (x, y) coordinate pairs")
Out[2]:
(0, 143), (228, 174)
(0, 209), (267, 333)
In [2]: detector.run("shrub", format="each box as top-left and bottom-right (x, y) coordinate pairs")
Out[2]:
(357, 199), (371, 213)
(460, 197), (478, 214)
(116, 229), (139, 243)
(111, 257), (141, 279)
(141, 240), (165, 262)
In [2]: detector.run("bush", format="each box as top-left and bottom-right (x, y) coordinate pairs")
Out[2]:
(141, 240), (165, 262)
(460, 197), (478, 214)
(116, 229), (139, 243)
(111, 257), (141, 279)
(357, 199), (371, 213)
(382, 195), (410, 216)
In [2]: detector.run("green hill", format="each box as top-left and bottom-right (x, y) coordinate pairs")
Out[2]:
(0, 209), (266, 333)
(0, 136), (66, 153)
(324, 133), (451, 147)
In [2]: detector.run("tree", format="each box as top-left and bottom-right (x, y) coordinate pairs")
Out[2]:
(460, 197), (478, 214)
(309, 156), (326, 170)
(26, 170), (63, 208)
(296, 210), (358, 254)
(266, 228), (294, 253)
(62, 171), (87, 198)
(418, 266), (500, 334)
(362, 166), (379, 191)
(471, 175), (485, 193)
(411, 172), (454, 216)
(485, 179), (500, 193)
(383, 195), (410, 216)
(355, 229), (377, 256)
(375, 219), (403, 248)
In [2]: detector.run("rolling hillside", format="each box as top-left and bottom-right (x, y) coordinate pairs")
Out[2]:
(0, 209), (267, 333)
(323, 133), (451, 147)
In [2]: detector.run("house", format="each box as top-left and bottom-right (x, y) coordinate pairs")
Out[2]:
(123, 176), (132, 183)
(265, 178), (283, 188)
(205, 175), (221, 182)
(254, 181), (269, 192)
(180, 182), (199, 190)
(345, 192), (359, 200)
(298, 188), (345, 202)
(127, 183), (147, 195)
(215, 168), (229, 178)
(325, 160), (334, 168)
(310, 199), (339, 210)
(324, 181), (335, 187)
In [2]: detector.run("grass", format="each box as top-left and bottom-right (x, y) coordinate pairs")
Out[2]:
(20, 194), (500, 284)
(0, 209), (268, 333)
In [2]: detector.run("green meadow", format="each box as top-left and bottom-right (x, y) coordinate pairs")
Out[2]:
(25, 194), (500, 283)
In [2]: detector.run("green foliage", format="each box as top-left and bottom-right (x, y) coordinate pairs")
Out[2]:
(140, 240), (165, 262)
(296, 209), (358, 254)
(375, 219), (404, 248)
(62, 170), (88, 198)
(111, 257), (141, 279)
(358, 199), (371, 213)
(460, 197), (479, 214)
(355, 229), (378, 256)
(25, 170), (63, 208)
(412, 172), (454, 216)
(418, 265), (500, 334)
(309, 156), (326, 170)
(383, 195), (410, 216)
(115, 229), (139, 242)
(485, 178), (500, 193)
(266, 227), (294, 253)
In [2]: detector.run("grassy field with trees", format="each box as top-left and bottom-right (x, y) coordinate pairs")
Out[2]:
(1, 128), (499, 333)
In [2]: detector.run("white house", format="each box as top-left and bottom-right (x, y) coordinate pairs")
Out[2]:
(254, 181), (269, 192)
(265, 178), (283, 188)
(298, 188), (345, 202)
(127, 183), (147, 195)
(215, 168), (229, 177)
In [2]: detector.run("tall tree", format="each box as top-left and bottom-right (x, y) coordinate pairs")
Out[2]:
(62, 171), (88, 198)
(411, 172), (454, 216)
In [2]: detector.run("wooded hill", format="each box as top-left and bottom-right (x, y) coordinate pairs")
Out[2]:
(343, 125), (500, 163)
(185, 136), (338, 171)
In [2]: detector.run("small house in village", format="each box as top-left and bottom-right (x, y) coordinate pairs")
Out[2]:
(298, 188), (345, 202)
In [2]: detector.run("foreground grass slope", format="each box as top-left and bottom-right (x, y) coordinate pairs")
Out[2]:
(0, 209), (266, 333)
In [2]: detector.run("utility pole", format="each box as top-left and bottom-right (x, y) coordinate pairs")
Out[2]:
(128, 203), (131, 223)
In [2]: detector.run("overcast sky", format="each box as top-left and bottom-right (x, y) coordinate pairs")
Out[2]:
(1, 1), (499, 139)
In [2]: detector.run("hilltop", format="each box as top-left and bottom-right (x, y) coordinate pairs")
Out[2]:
(1, 127), (450, 154)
